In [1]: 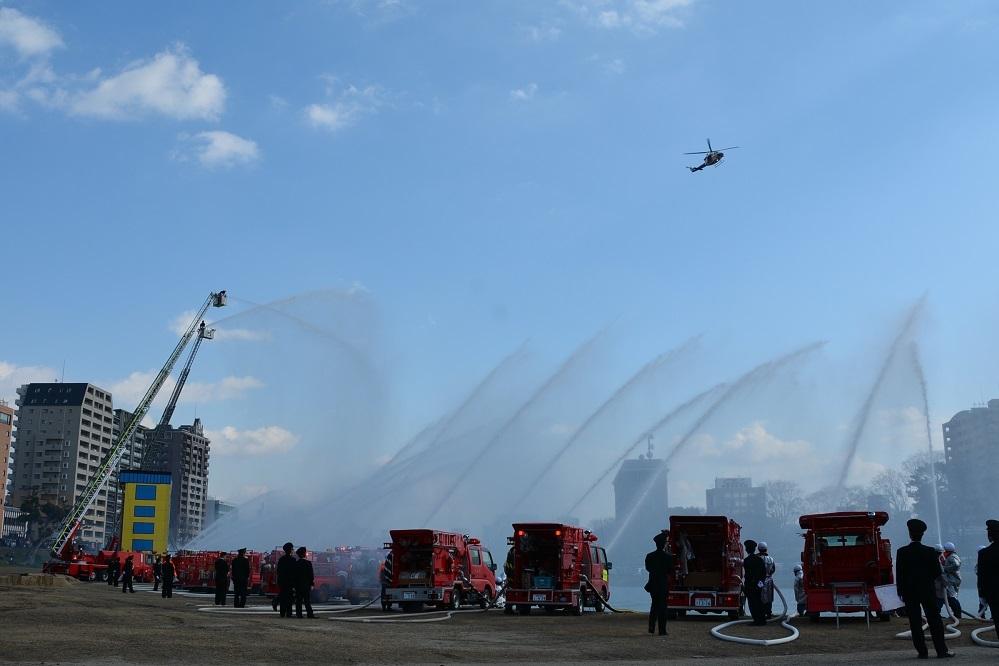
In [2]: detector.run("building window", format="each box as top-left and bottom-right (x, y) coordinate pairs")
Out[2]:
(131, 539), (154, 551)
(132, 522), (156, 535)
(134, 485), (157, 501)
(134, 506), (156, 518)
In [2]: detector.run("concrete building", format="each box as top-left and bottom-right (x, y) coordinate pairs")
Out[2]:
(613, 454), (669, 529)
(157, 418), (211, 546)
(11, 383), (115, 549)
(705, 477), (767, 518)
(205, 496), (236, 528)
(942, 400), (999, 536)
(0, 399), (13, 538)
(2, 505), (27, 543)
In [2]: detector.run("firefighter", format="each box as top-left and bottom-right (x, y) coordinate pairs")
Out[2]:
(121, 555), (135, 594)
(792, 564), (806, 616)
(743, 540), (766, 626)
(161, 554), (176, 599)
(381, 551), (393, 611)
(644, 530), (673, 637)
(276, 542), (297, 618)
(758, 541), (776, 618)
(153, 555), (162, 592)
(941, 542), (963, 618)
(214, 551), (230, 606)
(896, 518), (954, 659)
(295, 546), (316, 619)
(231, 548), (250, 609)
(978, 519), (999, 623)
(107, 555), (120, 587)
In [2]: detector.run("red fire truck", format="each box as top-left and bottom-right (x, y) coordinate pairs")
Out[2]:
(259, 547), (383, 603)
(666, 515), (745, 618)
(383, 529), (497, 612)
(173, 550), (218, 589)
(504, 522), (612, 616)
(799, 511), (894, 621)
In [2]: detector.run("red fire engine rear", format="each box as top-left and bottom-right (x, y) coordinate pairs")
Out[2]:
(503, 523), (611, 616)
(667, 515), (745, 618)
(383, 529), (497, 612)
(800, 511), (894, 621)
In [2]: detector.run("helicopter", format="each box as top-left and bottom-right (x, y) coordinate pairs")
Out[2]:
(684, 138), (738, 172)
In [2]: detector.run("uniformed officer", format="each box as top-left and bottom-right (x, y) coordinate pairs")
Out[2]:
(295, 546), (316, 619)
(214, 552), (230, 606)
(978, 519), (999, 622)
(231, 548), (250, 609)
(276, 542), (296, 618)
(896, 518), (954, 659)
(121, 555), (135, 594)
(161, 554), (176, 599)
(743, 540), (766, 626)
(644, 530), (674, 636)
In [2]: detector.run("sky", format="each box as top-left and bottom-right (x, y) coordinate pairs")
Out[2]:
(2, 0), (999, 517)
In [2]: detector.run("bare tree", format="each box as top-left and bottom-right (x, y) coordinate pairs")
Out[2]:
(868, 469), (912, 515)
(765, 480), (804, 529)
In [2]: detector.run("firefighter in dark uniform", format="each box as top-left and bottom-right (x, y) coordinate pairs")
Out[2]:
(645, 530), (674, 636)
(276, 542), (297, 618)
(161, 554), (176, 599)
(231, 548), (250, 609)
(381, 551), (394, 611)
(295, 546), (316, 618)
(121, 555), (135, 594)
(153, 555), (162, 592)
(743, 539), (766, 626)
(896, 518), (954, 659)
(978, 519), (999, 622)
(107, 555), (120, 587)
(214, 552), (230, 606)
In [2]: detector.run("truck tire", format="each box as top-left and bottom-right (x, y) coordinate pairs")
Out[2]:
(479, 587), (491, 609)
(593, 589), (605, 613)
(449, 586), (461, 610)
(503, 603), (514, 615)
(570, 589), (584, 616)
(312, 585), (330, 604)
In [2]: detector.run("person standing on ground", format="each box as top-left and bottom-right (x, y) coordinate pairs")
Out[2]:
(276, 542), (297, 618)
(644, 530), (674, 637)
(121, 555), (135, 594)
(214, 552), (230, 606)
(941, 542), (963, 618)
(896, 518), (954, 659)
(161, 554), (176, 599)
(743, 540), (766, 626)
(231, 548), (250, 609)
(759, 542), (776, 618)
(153, 555), (162, 592)
(978, 520), (999, 622)
(107, 555), (120, 587)
(793, 564), (807, 616)
(295, 546), (316, 619)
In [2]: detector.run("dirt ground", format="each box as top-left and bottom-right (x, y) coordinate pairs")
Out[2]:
(0, 566), (995, 664)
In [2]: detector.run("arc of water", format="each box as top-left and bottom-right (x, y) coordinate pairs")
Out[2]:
(511, 335), (701, 514)
(422, 329), (608, 526)
(610, 341), (826, 550)
(910, 342), (943, 545)
(836, 297), (925, 489)
(564, 382), (726, 519)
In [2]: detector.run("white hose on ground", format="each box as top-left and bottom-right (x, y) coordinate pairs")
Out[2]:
(709, 585), (800, 646)
(971, 624), (998, 648)
(328, 607), (490, 624)
(895, 602), (961, 640)
(580, 574), (628, 613)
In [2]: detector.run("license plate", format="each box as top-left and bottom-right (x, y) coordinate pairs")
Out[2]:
(403, 591), (416, 600)
(694, 598), (712, 607)
(532, 594), (547, 602)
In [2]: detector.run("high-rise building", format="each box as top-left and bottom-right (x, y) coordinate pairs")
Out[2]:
(0, 399), (14, 538)
(705, 477), (766, 518)
(157, 418), (211, 546)
(613, 455), (669, 529)
(205, 496), (236, 528)
(11, 383), (115, 549)
(942, 400), (999, 535)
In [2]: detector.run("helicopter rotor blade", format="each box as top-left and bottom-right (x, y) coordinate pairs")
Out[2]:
(707, 138), (712, 152)
(683, 151), (709, 155)
(717, 146), (739, 151)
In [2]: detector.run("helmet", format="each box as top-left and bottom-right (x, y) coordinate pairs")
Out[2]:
(793, 564), (802, 573)
(758, 541), (768, 551)
(934, 544), (944, 553)
(943, 542), (956, 552)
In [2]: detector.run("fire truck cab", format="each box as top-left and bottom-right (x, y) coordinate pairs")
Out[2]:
(383, 529), (497, 612)
(799, 511), (894, 621)
(667, 515), (745, 618)
(503, 522), (612, 616)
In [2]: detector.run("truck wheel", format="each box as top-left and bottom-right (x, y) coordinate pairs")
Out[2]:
(570, 590), (584, 616)
(503, 603), (514, 615)
(479, 587), (491, 609)
(312, 585), (330, 604)
(593, 590), (604, 613)
(517, 604), (531, 616)
(449, 587), (461, 610)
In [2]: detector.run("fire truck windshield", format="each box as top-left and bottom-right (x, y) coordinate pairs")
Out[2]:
(817, 533), (870, 548)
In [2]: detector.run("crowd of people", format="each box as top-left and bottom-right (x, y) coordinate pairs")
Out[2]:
(644, 517), (999, 658)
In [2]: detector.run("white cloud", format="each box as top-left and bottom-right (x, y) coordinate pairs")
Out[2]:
(510, 83), (539, 102)
(564, 0), (694, 33)
(108, 371), (264, 407)
(698, 422), (812, 464)
(522, 23), (562, 42)
(0, 360), (59, 403)
(0, 7), (63, 58)
(175, 130), (260, 168)
(72, 45), (225, 120)
(305, 80), (385, 133)
(207, 425), (299, 457)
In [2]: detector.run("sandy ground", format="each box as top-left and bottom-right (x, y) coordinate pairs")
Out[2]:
(0, 566), (995, 664)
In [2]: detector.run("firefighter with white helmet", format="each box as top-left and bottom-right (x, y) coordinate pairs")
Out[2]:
(792, 564), (806, 616)
(941, 542), (963, 618)
(758, 541), (776, 618)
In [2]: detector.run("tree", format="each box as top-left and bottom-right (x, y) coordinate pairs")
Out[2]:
(19, 491), (70, 550)
(868, 469), (912, 516)
(765, 480), (804, 529)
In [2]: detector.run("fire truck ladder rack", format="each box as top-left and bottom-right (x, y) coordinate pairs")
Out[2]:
(710, 585), (800, 646)
(49, 290), (226, 558)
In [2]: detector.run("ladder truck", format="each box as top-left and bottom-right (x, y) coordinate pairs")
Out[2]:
(47, 291), (227, 562)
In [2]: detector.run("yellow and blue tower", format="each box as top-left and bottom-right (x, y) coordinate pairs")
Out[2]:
(120, 471), (172, 553)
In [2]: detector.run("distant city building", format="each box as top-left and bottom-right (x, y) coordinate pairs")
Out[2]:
(0, 399), (13, 538)
(11, 383), (115, 549)
(706, 477), (766, 518)
(205, 496), (236, 528)
(2, 505), (27, 542)
(157, 418), (211, 546)
(942, 400), (999, 535)
(613, 454), (669, 528)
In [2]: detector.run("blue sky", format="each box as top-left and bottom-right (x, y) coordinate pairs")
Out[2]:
(3, 0), (999, 509)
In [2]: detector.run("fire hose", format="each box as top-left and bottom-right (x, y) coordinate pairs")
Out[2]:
(895, 602), (961, 641)
(580, 574), (627, 613)
(709, 584), (800, 646)
(971, 624), (998, 648)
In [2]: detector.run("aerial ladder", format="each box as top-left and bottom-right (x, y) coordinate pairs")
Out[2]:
(49, 290), (226, 559)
